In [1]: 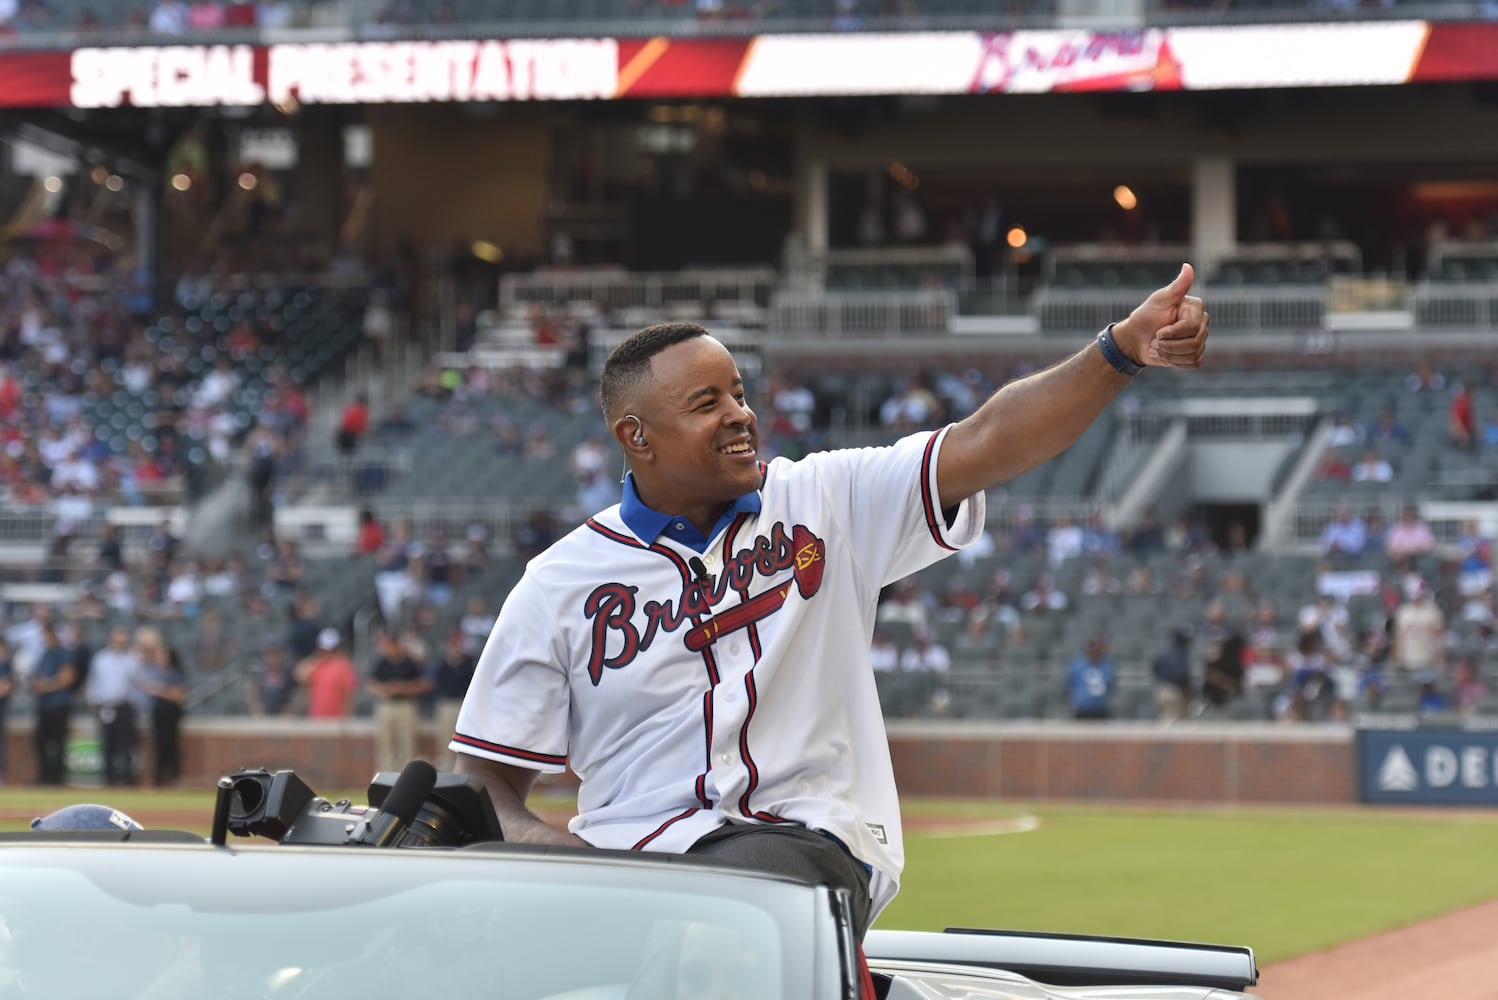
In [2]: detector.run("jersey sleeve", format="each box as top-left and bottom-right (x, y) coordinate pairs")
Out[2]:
(450, 571), (570, 773)
(805, 424), (985, 588)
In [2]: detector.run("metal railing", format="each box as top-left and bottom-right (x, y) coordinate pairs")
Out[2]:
(1412, 283), (1498, 328)
(768, 289), (958, 336)
(498, 267), (776, 323)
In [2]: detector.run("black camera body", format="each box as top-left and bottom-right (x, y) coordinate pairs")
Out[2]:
(215, 761), (504, 849)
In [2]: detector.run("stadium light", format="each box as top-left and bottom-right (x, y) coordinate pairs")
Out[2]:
(238, 172), (259, 192)
(1006, 226), (1027, 249)
(1113, 185), (1138, 211)
(171, 173), (192, 192)
(42, 176), (62, 193)
(105, 175), (124, 192)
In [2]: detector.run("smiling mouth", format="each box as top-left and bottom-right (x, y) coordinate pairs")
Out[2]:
(721, 441), (755, 457)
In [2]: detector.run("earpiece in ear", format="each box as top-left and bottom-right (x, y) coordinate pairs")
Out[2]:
(634, 433), (646, 446)
(625, 414), (646, 447)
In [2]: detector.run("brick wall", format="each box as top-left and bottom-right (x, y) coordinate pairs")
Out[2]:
(2, 718), (1355, 805)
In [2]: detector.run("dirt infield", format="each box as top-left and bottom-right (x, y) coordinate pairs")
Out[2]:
(1255, 897), (1498, 1000)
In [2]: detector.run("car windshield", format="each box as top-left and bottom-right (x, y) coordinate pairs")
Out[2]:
(0, 846), (815, 1000)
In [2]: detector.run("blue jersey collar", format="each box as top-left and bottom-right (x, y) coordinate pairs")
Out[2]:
(619, 472), (762, 552)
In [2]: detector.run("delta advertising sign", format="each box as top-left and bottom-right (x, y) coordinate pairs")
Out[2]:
(1357, 728), (1498, 806)
(0, 20), (1492, 108)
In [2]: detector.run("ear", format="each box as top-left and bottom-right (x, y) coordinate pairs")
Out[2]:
(611, 416), (648, 459)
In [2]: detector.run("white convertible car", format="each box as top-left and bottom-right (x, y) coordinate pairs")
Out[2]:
(0, 765), (1257, 1000)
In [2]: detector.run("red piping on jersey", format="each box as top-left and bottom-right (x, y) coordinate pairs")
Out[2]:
(632, 807), (700, 850)
(696, 690), (713, 808)
(735, 669), (782, 822)
(919, 430), (960, 552)
(452, 733), (566, 767)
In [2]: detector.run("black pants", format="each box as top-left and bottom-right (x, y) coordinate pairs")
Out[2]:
(152, 700), (183, 787)
(35, 704), (70, 785)
(687, 822), (874, 938)
(99, 702), (138, 786)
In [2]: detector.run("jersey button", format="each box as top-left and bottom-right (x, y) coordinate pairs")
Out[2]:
(725, 691), (738, 703)
(730, 643), (742, 655)
(719, 753), (734, 766)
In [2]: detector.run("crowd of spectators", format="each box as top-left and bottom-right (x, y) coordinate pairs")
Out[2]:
(869, 492), (1495, 724)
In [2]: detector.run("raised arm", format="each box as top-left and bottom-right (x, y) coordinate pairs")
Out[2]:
(936, 263), (1208, 508)
(455, 754), (590, 847)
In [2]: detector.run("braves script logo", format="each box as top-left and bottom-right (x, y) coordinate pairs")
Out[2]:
(970, 30), (1173, 94)
(583, 523), (826, 685)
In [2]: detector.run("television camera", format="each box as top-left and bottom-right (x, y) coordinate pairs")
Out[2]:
(209, 758), (505, 848)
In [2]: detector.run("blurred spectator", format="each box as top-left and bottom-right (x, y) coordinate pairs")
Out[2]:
(1367, 407), (1409, 446)
(186, 0), (224, 29)
(869, 629), (900, 672)
(1067, 636), (1116, 720)
(1199, 613), (1246, 712)
(1364, 507), (1388, 553)
(362, 289), (395, 362)
(1318, 503), (1367, 559)
(1455, 518), (1493, 597)
(879, 374), (942, 432)
(1283, 631), (1336, 722)
(245, 644), (295, 717)
(1151, 627), (1192, 722)
(336, 393), (370, 455)
(85, 624), (143, 787)
(1416, 671), (1449, 714)
(296, 628), (358, 719)
(136, 627), (186, 787)
(899, 627), (951, 713)
(369, 628), (430, 771)
(878, 576), (934, 634)
(1046, 514), (1084, 568)
(1405, 359), (1446, 399)
(431, 627), (477, 771)
(458, 594), (496, 656)
(1385, 504), (1434, 561)
(1020, 573), (1068, 614)
(1079, 559), (1122, 597)
(1350, 448), (1392, 484)
(29, 623), (74, 785)
(512, 508), (559, 562)
(1326, 411), (1363, 447)
(148, 0), (186, 33)
(1449, 381), (1476, 450)
(1482, 408), (1498, 449)
(0, 637), (10, 782)
(1080, 511), (1121, 558)
(356, 506), (385, 555)
(1452, 657), (1488, 715)
(285, 590), (322, 661)
(192, 606), (235, 673)
(1002, 505), (1043, 556)
(1126, 509), (1165, 554)
(1391, 579), (1444, 674)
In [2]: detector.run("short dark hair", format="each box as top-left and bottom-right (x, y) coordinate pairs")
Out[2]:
(599, 322), (709, 423)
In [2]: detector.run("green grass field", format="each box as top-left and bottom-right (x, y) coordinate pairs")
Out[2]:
(5, 787), (1497, 965)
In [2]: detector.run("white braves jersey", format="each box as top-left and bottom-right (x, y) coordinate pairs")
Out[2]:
(453, 425), (984, 918)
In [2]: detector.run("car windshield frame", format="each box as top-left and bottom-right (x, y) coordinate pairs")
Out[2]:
(0, 843), (838, 1000)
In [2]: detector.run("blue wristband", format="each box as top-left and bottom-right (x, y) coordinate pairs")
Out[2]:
(1096, 323), (1143, 376)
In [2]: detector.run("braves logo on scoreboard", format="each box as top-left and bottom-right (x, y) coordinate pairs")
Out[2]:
(583, 522), (826, 685)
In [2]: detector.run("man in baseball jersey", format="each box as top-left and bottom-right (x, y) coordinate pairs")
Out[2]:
(453, 264), (1208, 936)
